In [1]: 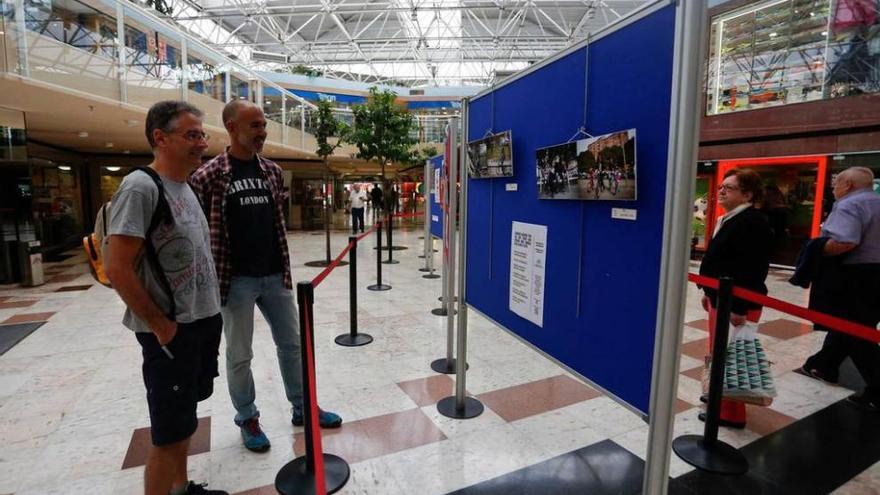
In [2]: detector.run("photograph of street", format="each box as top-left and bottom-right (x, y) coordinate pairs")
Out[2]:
(536, 129), (637, 200)
(468, 130), (514, 178)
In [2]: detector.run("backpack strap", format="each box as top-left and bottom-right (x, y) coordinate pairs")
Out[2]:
(131, 167), (177, 320)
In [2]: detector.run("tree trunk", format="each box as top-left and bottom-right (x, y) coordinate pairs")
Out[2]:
(324, 161), (331, 264)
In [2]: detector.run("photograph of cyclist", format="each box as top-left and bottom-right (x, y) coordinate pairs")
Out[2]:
(536, 129), (636, 200)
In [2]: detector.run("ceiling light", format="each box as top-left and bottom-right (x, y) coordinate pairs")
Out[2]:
(810, 11), (816, 16)
(105, 166), (121, 172)
(123, 150), (131, 155)
(769, 32), (777, 37)
(105, 142), (114, 148)
(58, 165), (72, 171)
(77, 131), (89, 138)
(822, 31), (828, 36)
(125, 119), (139, 127)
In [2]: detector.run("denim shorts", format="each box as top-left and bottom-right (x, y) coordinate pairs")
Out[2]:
(136, 313), (222, 446)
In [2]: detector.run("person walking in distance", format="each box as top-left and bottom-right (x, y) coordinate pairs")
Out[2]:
(105, 101), (227, 495)
(189, 100), (342, 454)
(349, 184), (366, 234)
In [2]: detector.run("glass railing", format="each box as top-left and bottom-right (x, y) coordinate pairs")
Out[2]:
(0, 0), (457, 152)
(0, 0), (317, 150)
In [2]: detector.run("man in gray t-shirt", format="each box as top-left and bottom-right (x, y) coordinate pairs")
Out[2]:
(110, 169), (220, 332)
(105, 101), (227, 495)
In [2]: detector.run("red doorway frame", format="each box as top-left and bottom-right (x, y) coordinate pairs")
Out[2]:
(712, 155), (828, 239)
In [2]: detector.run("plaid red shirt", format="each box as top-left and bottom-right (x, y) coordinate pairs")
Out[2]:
(189, 151), (292, 304)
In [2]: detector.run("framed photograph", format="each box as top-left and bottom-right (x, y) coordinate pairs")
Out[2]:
(536, 129), (637, 201)
(468, 130), (513, 179)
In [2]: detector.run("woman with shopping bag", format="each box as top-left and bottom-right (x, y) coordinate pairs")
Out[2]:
(698, 168), (773, 429)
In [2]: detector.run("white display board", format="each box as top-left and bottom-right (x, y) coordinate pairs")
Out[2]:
(509, 221), (547, 327)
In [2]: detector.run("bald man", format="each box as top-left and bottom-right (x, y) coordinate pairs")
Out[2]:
(802, 166), (880, 412)
(189, 100), (342, 454)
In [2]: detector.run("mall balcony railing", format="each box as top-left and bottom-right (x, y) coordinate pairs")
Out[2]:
(0, 0), (321, 153)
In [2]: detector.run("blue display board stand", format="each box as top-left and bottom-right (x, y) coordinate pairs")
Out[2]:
(465, 3), (676, 415)
(430, 155), (444, 239)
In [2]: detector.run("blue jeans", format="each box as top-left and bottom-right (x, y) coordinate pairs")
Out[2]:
(351, 207), (364, 233)
(222, 274), (303, 424)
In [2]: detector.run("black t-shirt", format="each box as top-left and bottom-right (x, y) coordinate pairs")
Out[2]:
(226, 156), (283, 277)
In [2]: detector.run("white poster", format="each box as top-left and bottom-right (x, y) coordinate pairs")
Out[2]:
(434, 168), (441, 203)
(509, 221), (547, 327)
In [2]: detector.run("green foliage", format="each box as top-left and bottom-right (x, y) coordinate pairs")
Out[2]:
(289, 64), (323, 77)
(577, 150), (596, 173)
(349, 87), (418, 177)
(408, 146), (438, 166)
(313, 99), (349, 161)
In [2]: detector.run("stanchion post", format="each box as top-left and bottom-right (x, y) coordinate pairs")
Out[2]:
(276, 282), (350, 494)
(336, 237), (373, 346)
(384, 214), (399, 264)
(367, 221), (391, 291)
(704, 276), (732, 444)
(437, 107), (482, 419)
(671, 276), (748, 475)
(432, 116), (462, 374)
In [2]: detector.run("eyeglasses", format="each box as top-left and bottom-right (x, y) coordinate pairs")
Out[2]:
(718, 184), (740, 192)
(173, 130), (210, 143)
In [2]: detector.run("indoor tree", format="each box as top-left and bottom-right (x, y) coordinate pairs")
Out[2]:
(305, 98), (350, 267)
(349, 87), (419, 248)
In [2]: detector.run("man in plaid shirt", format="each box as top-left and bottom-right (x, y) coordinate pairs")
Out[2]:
(190, 100), (342, 453)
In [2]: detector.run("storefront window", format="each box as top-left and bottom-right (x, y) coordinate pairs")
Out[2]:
(30, 162), (84, 250)
(706, 0), (879, 115)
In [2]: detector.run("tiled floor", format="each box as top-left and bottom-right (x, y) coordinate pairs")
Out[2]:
(0, 219), (877, 494)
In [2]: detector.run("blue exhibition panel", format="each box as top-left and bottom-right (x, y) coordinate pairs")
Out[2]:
(465, 3), (676, 415)
(430, 155), (444, 239)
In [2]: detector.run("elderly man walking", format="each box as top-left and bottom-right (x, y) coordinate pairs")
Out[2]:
(802, 167), (880, 411)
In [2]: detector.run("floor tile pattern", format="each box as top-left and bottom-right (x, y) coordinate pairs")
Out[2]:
(0, 220), (876, 494)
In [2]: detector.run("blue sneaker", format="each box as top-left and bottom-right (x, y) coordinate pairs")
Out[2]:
(238, 417), (271, 452)
(292, 406), (342, 428)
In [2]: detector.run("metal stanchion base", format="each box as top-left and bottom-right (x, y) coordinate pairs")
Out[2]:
(367, 284), (392, 291)
(423, 273), (441, 279)
(437, 396), (484, 419)
(374, 246), (408, 251)
(335, 333), (374, 347)
(431, 307), (457, 316)
(431, 357), (468, 374)
(275, 454), (350, 495)
(382, 259), (400, 265)
(304, 260), (350, 268)
(672, 435), (748, 475)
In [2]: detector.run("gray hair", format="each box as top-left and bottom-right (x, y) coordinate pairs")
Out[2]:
(843, 166), (875, 189)
(145, 100), (203, 148)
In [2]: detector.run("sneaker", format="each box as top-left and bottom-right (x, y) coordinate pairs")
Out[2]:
(847, 393), (880, 413)
(238, 417), (271, 452)
(292, 406), (343, 428)
(183, 481), (229, 495)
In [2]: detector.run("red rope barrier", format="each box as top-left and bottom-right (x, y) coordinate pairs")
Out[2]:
(356, 223), (379, 243)
(311, 242), (354, 288)
(301, 302), (327, 495)
(310, 222), (381, 288)
(392, 211), (424, 219)
(687, 273), (880, 344)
